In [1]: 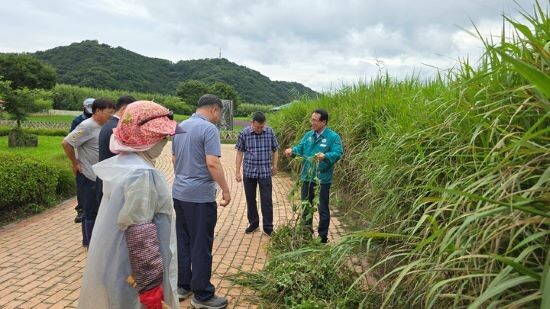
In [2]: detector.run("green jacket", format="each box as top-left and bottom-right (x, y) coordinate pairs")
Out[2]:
(291, 128), (343, 184)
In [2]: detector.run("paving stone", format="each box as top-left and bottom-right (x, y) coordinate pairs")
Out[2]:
(0, 143), (345, 308)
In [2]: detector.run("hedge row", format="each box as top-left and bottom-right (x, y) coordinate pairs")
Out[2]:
(0, 126), (68, 137)
(52, 84), (194, 115)
(234, 103), (274, 117)
(0, 152), (75, 210)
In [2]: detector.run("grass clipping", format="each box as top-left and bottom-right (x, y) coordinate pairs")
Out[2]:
(231, 224), (366, 308)
(230, 158), (366, 308)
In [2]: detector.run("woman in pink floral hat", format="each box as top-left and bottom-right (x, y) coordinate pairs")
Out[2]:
(79, 101), (178, 309)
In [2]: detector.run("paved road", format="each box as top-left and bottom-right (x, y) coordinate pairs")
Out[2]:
(0, 143), (346, 308)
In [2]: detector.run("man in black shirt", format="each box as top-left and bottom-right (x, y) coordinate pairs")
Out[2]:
(98, 95), (136, 161)
(95, 95), (136, 207)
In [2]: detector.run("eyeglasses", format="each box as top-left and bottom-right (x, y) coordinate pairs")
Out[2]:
(138, 110), (174, 126)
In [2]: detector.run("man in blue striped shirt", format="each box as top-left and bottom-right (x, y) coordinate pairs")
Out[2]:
(235, 111), (280, 237)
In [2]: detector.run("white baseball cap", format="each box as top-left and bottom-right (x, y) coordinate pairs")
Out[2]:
(83, 98), (95, 114)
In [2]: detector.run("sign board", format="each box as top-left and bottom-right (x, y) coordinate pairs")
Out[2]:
(219, 99), (234, 131)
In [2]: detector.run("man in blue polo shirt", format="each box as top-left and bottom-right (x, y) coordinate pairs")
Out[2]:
(284, 108), (343, 243)
(172, 94), (230, 309)
(235, 111), (279, 237)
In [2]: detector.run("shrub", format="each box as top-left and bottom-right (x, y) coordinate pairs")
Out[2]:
(162, 99), (193, 115)
(54, 166), (75, 197)
(25, 127), (68, 136)
(0, 152), (58, 209)
(0, 126), (67, 137)
(8, 128), (38, 147)
(234, 102), (274, 117)
(52, 83), (185, 111)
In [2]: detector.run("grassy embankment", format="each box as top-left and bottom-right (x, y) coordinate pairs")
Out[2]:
(233, 3), (549, 308)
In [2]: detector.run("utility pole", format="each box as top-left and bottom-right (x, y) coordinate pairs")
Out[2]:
(219, 48), (222, 58)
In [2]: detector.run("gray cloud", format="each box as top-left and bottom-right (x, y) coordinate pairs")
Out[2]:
(0, 0), (545, 92)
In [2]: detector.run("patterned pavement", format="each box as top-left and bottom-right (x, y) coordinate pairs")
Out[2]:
(0, 143), (346, 308)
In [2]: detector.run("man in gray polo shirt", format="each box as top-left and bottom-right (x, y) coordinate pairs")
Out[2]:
(62, 98), (115, 247)
(172, 94), (231, 309)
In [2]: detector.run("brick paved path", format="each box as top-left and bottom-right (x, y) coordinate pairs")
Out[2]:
(0, 143), (346, 308)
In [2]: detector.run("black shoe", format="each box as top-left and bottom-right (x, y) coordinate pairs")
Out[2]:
(245, 225), (258, 234)
(74, 210), (83, 223)
(319, 237), (328, 244)
(263, 229), (272, 237)
(191, 295), (228, 309)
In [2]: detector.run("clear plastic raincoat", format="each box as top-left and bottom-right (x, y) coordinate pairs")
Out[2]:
(78, 152), (178, 308)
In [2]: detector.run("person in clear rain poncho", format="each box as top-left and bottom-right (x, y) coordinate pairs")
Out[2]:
(78, 101), (179, 309)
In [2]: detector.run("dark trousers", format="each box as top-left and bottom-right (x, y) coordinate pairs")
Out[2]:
(95, 177), (103, 208)
(243, 176), (273, 232)
(301, 181), (331, 242)
(76, 172), (99, 246)
(173, 199), (217, 301)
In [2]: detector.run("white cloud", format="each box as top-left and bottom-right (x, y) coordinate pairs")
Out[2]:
(0, 0), (546, 92)
(84, 0), (151, 18)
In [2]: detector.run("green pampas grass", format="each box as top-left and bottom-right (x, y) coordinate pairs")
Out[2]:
(256, 1), (549, 308)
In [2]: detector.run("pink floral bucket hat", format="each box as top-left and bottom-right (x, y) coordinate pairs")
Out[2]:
(111, 100), (177, 153)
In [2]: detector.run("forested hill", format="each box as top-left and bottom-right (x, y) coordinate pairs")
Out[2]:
(32, 40), (317, 104)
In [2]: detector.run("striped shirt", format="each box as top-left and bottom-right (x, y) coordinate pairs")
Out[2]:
(235, 126), (279, 179)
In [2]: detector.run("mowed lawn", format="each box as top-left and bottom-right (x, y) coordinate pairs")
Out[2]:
(0, 135), (68, 167)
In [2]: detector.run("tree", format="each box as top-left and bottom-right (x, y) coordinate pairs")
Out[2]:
(0, 54), (56, 132)
(176, 80), (210, 106)
(210, 82), (240, 109)
(0, 54), (57, 90)
(0, 79), (45, 127)
(0, 80), (41, 147)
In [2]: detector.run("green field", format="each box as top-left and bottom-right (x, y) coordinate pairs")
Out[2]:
(0, 135), (68, 167)
(0, 135), (74, 226)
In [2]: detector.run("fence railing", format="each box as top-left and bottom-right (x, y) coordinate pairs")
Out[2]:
(0, 120), (69, 130)
(0, 120), (241, 142)
(220, 130), (239, 143)
(48, 110), (82, 116)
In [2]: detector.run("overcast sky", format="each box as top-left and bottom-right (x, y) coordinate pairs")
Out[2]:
(0, 0), (544, 92)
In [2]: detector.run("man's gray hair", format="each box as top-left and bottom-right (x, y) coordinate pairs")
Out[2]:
(197, 94), (222, 109)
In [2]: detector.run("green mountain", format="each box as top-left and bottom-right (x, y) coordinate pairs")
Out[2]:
(32, 40), (317, 104)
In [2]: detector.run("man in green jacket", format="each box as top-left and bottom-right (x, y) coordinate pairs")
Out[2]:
(284, 108), (343, 243)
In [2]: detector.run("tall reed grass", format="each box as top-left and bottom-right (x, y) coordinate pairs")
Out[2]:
(264, 2), (549, 307)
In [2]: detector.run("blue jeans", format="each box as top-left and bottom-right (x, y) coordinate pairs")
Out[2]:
(76, 172), (98, 246)
(301, 182), (331, 242)
(173, 199), (217, 301)
(243, 176), (273, 232)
